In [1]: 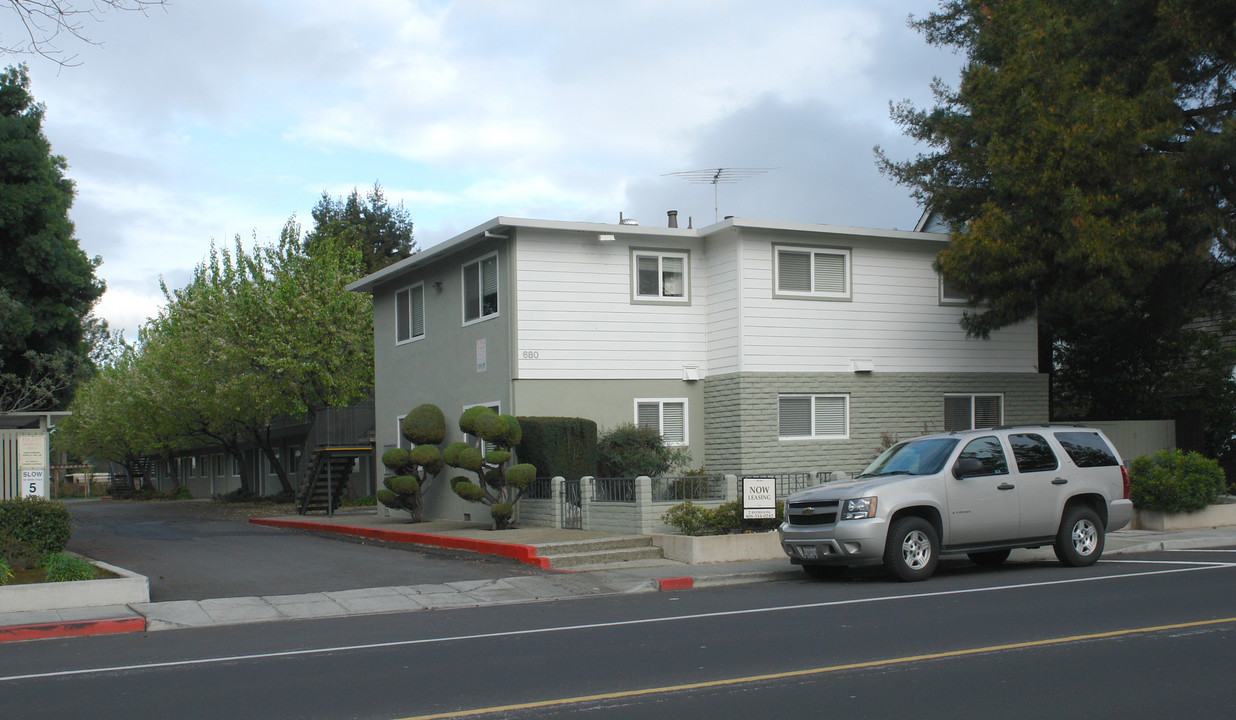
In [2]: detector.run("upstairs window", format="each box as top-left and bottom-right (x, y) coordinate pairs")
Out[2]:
(944, 394), (1003, 431)
(395, 283), (425, 343)
(635, 399), (688, 446)
(775, 246), (850, 299)
(463, 254), (499, 324)
(633, 251), (689, 302)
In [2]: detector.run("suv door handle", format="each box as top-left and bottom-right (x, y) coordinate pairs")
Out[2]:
(997, 483), (1015, 491)
(1052, 477), (1068, 485)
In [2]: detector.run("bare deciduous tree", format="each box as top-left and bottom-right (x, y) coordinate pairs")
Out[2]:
(2, 1), (168, 66)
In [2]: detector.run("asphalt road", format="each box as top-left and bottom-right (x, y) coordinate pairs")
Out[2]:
(63, 499), (548, 601)
(5, 547), (1236, 719)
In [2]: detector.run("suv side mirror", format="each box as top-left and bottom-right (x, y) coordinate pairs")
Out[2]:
(953, 457), (985, 479)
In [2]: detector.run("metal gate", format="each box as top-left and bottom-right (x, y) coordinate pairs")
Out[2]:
(560, 478), (582, 530)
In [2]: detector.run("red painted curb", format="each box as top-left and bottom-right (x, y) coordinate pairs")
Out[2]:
(0, 616), (145, 644)
(656, 577), (694, 591)
(250, 518), (552, 569)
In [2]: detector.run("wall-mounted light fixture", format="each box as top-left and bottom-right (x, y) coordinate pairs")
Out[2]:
(598, 234), (616, 243)
(433, 280), (443, 291)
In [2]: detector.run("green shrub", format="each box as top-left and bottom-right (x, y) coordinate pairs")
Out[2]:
(597, 423), (692, 478)
(172, 485), (192, 500)
(0, 557), (11, 585)
(38, 553), (97, 582)
(661, 499), (785, 536)
(516, 417), (598, 480)
(353, 494), (377, 506)
(490, 503), (514, 522)
(386, 475), (420, 495)
(0, 498), (72, 559)
(402, 403), (447, 446)
(1129, 449), (1226, 513)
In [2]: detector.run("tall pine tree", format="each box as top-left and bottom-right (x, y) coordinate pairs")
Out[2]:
(879, 1), (1236, 429)
(0, 64), (105, 410)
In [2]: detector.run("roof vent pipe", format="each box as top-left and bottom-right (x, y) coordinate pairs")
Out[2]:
(667, 210), (678, 228)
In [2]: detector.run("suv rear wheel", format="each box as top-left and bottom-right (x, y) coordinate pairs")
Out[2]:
(884, 517), (939, 582)
(1054, 505), (1104, 567)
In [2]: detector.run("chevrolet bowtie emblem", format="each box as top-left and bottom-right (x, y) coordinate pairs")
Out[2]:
(802, 507), (815, 515)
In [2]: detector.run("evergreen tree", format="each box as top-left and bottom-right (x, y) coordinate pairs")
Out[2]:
(0, 64), (105, 410)
(302, 182), (416, 275)
(879, 1), (1236, 423)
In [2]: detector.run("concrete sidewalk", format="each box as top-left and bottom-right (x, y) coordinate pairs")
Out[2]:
(4, 515), (1235, 643)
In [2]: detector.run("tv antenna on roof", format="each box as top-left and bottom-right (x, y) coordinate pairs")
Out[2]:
(663, 167), (777, 223)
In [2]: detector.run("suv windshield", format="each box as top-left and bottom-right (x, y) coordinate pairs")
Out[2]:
(859, 438), (959, 478)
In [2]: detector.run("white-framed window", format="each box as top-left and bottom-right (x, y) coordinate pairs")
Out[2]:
(395, 283), (426, 343)
(774, 245), (850, 299)
(232, 455), (240, 476)
(778, 394), (849, 439)
(268, 447), (282, 476)
(462, 253), (499, 324)
(944, 394), (1004, 431)
(213, 454), (222, 477)
(634, 398), (688, 446)
(939, 273), (969, 305)
(395, 414), (410, 450)
(632, 250), (689, 302)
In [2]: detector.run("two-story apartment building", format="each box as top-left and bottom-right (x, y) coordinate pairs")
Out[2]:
(348, 214), (1048, 522)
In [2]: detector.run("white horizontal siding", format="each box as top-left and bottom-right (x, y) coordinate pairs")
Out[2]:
(705, 230), (743, 375)
(737, 234), (1038, 373)
(515, 230), (707, 379)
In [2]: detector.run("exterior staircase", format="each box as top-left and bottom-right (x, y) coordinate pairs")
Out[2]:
(296, 448), (367, 515)
(294, 401), (376, 515)
(532, 536), (675, 570)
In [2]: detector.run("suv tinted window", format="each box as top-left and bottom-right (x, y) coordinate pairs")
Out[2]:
(1054, 431), (1119, 467)
(1010, 433), (1059, 473)
(958, 436), (1009, 475)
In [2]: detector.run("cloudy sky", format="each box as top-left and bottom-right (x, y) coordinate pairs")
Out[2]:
(10, 0), (962, 341)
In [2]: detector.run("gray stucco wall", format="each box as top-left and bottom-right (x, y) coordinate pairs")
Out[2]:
(371, 236), (515, 522)
(703, 371), (1049, 478)
(510, 378), (706, 470)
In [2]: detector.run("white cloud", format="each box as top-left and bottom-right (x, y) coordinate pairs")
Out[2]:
(10, 0), (960, 340)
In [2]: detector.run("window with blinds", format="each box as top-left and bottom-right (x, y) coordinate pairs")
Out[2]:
(633, 250), (689, 302)
(395, 283), (425, 343)
(635, 399), (688, 446)
(775, 246), (850, 299)
(463, 254), (499, 323)
(944, 394), (1004, 431)
(778, 394), (849, 439)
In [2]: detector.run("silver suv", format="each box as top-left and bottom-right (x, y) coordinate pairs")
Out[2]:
(778, 425), (1134, 582)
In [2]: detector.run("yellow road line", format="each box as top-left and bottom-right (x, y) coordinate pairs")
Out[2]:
(396, 616), (1236, 720)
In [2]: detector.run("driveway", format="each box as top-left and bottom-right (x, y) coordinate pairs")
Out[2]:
(64, 499), (548, 602)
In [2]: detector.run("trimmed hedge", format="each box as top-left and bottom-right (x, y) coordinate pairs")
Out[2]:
(515, 417), (598, 480)
(0, 497), (72, 560)
(1129, 449), (1226, 513)
(661, 500), (785, 536)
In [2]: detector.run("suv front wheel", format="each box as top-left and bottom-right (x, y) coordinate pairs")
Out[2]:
(1054, 505), (1104, 567)
(884, 517), (939, 582)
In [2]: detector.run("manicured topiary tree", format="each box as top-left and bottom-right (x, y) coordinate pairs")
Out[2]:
(444, 406), (536, 530)
(378, 403), (446, 522)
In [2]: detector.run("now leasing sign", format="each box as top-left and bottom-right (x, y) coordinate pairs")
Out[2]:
(743, 477), (776, 519)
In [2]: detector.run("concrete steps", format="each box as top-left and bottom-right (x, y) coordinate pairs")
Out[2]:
(534, 536), (667, 569)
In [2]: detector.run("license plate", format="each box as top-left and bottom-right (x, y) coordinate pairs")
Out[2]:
(799, 546), (818, 560)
